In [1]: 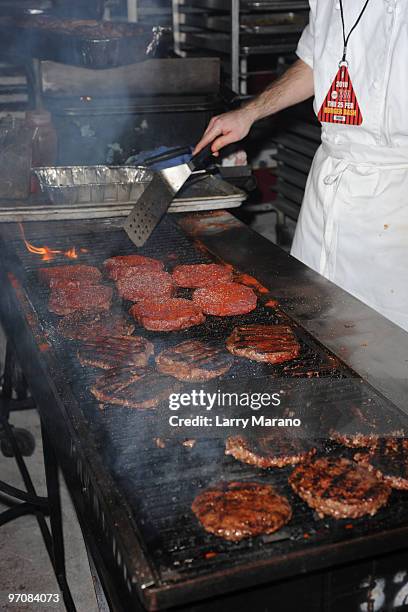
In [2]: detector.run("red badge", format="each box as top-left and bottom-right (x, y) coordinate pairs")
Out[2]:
(318, 64), (362, 126)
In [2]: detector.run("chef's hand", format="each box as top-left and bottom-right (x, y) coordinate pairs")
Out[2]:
(193, 108), (255, 157)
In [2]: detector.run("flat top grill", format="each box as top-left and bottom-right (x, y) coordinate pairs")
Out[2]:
(1, 215), (408, 610)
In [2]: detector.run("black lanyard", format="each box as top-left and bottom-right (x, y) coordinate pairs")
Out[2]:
(339, 0), (372, 63)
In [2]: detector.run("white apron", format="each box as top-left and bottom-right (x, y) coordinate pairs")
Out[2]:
(291, 0), (408, 331)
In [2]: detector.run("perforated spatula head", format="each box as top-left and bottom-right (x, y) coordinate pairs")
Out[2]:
(124, 144), (213, 247)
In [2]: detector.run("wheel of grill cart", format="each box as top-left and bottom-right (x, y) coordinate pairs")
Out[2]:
(0, 427), (36, 457)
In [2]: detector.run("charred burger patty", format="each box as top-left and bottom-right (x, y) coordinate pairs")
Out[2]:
(192, 481), (292, 542)
(78, 335), (154, 370)
(225, 433), (316, 469)
(289, 457), (391, 519)
(57, 311), (134, 340)
(91, 366), (179, 409)
(156, 339), (233, 381)
(226, 324), (300, 364)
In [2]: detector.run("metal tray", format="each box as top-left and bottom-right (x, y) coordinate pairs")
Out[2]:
(185, 12), (307, 34)
(189, 0), (309, 11)
(19, 19), (163, 68)
(2, 167), (246, 221)
(184, 32), (299, 55)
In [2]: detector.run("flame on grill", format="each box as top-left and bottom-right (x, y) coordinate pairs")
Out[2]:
(65, 246), (78, 260)
(19, 223), (82, 262)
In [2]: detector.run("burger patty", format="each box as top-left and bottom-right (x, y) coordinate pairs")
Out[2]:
(289, 457), (391, 519)
(57, 311), (134, 340)
(155, 340), (233, 381)
(193, 283), (257, 316)
(39, 264), (102, 286)
(330, 431), (381, 449)
(172, 264), (233, 288)
(78, 335), (154, 370)
(226, 325), (300, 364)
(191, 481), (292, 542)
(329, 412), (405, 450)
(225, 433), (316, 468)
(90, 366), (179, 409)
(104, 254), (163, 281)
(354, 438), (408, 491)
(116, 270), (175, 302)
(48, 284), (113, 316)
(48, 278), (100, 291)
(130, 298), (205, 331)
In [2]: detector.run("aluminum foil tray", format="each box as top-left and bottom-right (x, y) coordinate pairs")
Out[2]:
(2, 166), (246, 221)
(34, 165), (152, 205)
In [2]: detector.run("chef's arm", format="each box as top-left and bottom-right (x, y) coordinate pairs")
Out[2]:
(193, 59), (314, 155)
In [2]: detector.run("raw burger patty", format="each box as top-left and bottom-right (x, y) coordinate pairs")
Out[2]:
(48, 284), (112, 316)
(225, 433), (316, 468)
(354, 438), (408, 491)
(78, 335), (154, 369)
(226, 325), (300, 364)
(104, 254), (163, 280)
(172, 264), (232, 288)
(192, 481), (292, 542)
(193, 283), (257, 316)
(47, 278), (101, 291)
(130, 298), (205, 331)
(116, 270), (174, 302)
(39, 264), (102, 286)
(57, 311), (134, 340)
(289, 457), (391, 519)
(156, 340), (233, 381)
(91, 366), (179, 409)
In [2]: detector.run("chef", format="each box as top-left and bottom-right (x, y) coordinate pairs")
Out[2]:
(194, 0), (408, 332)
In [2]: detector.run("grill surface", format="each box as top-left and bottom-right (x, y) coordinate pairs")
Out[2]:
(2, 215), (408, 609)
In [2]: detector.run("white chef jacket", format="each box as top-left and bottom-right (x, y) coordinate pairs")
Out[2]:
(291, 0), (408, 331)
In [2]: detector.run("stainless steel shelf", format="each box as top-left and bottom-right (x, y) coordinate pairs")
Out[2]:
(182, 11), (307, 33)
(183, 32), (299, 55)
(174, 0), (307, 93)
(187, 0), (308, 11)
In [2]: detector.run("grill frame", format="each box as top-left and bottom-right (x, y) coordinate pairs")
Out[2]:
(1, 213), (408, 611)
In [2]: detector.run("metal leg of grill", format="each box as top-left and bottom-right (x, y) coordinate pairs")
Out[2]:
(0, 361), (77, 610)
(41, 421), (77, 612)
(0, 340), (36, 458)
(0, 410), (77, 611)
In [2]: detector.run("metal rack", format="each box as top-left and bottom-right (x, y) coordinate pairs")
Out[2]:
(271, 115), (321, 221)
(127, 0), (173, 25)
(173, 0), (309, 95)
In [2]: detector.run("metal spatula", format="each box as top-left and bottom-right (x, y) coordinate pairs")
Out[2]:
(124, 144), (213, 247)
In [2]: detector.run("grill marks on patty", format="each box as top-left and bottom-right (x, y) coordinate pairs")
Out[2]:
(193, 283), (257, 316)
(78, 335), (154, 370)
(172, 264), (233, 288)
(39, 264), (102, 286)
(156, 340), (233, 381)
(130, 298), (205, 331)
(104, 254), (163, 281)
(57, 311), (135, 340)
(289, 457), (391, 519)
(116, 270), (175, 302)
(192, 481), (292, 542)
(225, 434), (317, 469)
(91, 366), (180, 409)
(354, 438), (408, 491)
(226, 325), (300, 364)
